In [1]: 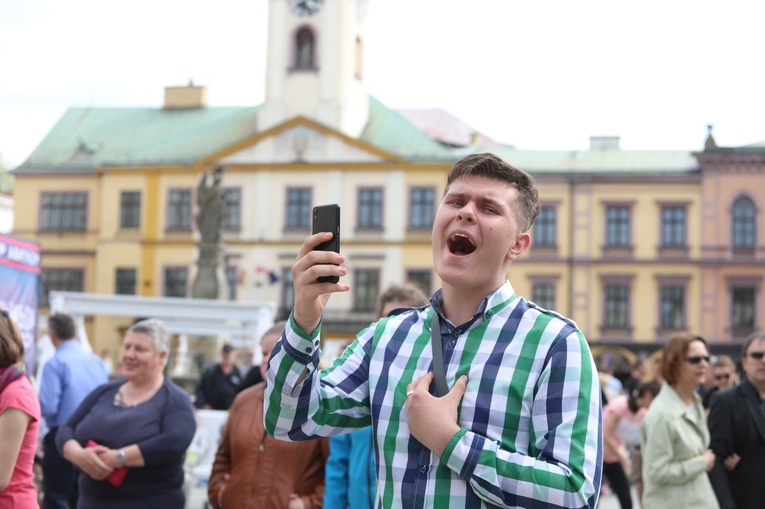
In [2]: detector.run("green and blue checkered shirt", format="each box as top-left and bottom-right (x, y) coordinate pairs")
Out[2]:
(265, 282), (602, 508)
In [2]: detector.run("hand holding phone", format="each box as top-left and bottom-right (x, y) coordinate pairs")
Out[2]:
(311, 204), (341, 283)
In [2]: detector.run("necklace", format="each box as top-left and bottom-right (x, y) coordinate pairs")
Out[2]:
(113, 390), (136, 409)
(113, 382), (157, 409)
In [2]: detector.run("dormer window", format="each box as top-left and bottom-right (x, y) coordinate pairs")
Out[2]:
(295, 27), (315, 69)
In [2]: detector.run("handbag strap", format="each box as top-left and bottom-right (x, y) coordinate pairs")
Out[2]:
(430, 313), (450, 397)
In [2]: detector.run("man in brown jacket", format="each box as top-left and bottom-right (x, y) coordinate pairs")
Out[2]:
(208, 321), (329, 508)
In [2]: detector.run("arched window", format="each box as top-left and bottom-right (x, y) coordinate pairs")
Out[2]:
(732, 196), (756, 248)
(295, 28), (315, 69)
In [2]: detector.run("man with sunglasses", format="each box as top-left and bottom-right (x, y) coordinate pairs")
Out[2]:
(708, 331), (765, 509)
(702, 356), (738, 409)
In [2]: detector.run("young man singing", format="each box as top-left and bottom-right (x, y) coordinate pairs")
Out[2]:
(265, 153), (602, 509)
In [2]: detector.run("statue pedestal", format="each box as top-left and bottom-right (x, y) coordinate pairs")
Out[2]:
(192, 243), (222, 300)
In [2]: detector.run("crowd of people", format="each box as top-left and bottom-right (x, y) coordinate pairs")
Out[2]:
(595, 331), (765, 509)
(0, 152), (763, 509)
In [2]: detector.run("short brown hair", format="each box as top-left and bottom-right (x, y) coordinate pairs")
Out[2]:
(378, 283), (428, 318)
(262, 320), (289, 341)
(741, 330), (765, 358)
(48, 312), (77, 341)
(713, 354), (736, 371)
(0, 311), (25, 367)
(660, 332), (709, 385)
(445, 153), (541, 232)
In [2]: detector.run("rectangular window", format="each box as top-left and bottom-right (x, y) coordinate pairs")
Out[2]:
(732, 287), (756, 328)
(119, 191), (141, 228)
(163, 267), (188, 297)
(115, 268), (137, 295)
(279, 268), (295, 320)
(661, 206), (686, 247)
(40, 192), (88, 231)
(604, 285), (629, 328)
(358, 188), (383, 229)
(660, 286), (685, 329)
(406, 269), (432, 297)
(225, 266), (237, 301)
(535, 207), (557, 247)
(354, 269), (380, 312)
(40, 268), (84, 308)
(221, 188), (241, 230)
(532, 283), (556, 310)
(286, 188), (312, 229)
(606, 206), (630, 247)
(167, 189), (192, 230)
(409, 187), (435, 230)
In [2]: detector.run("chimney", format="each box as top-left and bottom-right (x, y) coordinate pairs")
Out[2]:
(164, 82), (206, 109)
(590, 136), (620, 150)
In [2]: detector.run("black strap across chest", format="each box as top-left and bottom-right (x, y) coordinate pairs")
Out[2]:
(430, 313), (450, 397)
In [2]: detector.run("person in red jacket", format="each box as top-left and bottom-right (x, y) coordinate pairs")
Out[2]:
(208, 321), (329, 509)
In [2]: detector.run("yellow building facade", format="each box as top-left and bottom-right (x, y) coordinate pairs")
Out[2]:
(12, 1), (765, 369)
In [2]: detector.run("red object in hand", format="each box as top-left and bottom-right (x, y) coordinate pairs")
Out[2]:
(86, 440), (128, 487)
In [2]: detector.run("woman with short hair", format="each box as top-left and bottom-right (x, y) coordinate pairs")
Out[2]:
(57, 318), (196, 509)
(640, 332), (719, 509)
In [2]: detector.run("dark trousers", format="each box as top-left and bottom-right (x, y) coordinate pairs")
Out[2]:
(42, 428), (79, 509)
(603, 461), (632, 509)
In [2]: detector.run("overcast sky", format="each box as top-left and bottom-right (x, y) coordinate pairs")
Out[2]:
(1, 0), (764, 169)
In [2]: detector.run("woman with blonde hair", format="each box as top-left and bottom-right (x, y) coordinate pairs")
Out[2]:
(640, 332), (719, 509)
(0, 309), (41, 508)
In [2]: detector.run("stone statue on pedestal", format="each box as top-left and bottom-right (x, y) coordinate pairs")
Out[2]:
(192, 166), (225, 299)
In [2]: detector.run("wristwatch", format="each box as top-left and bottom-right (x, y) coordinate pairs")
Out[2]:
(117, 449), (126, 467)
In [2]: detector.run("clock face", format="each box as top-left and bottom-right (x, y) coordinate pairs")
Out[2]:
(288, 0), (324, 17)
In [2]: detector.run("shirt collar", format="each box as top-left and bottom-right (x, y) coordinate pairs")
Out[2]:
(56, 339), (81, 352)
(430, 280), (516, 328)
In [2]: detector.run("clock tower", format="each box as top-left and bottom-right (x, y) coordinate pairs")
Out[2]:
(259, 0), (370, 138)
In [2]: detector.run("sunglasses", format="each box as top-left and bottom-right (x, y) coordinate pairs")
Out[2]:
(714, 373), (730, 381)
(685, 355), (710, 365)
(747, 352), (765, 360)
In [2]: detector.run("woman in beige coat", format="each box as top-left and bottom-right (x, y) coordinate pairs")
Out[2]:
(640, 332), (719, 509)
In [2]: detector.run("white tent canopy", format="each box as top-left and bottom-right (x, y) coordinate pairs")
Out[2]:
(48, 291), (277, 353)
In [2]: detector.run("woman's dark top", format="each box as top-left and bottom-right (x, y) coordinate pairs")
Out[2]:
(56, 378), (196, 509)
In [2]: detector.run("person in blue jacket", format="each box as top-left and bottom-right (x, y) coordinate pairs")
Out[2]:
(323, 283), (428, 509)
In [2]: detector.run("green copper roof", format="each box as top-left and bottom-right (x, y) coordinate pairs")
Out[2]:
(490, 148), (698, 175)
(17, 106), (260, 172)
(16, 97), (458, 173)
(360, 96), (456, 162)
(15, 95), (702, 175)
(732, 139), (765, 151)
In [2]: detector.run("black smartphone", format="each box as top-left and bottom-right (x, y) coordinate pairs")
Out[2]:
(312, 204), (341, 283)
